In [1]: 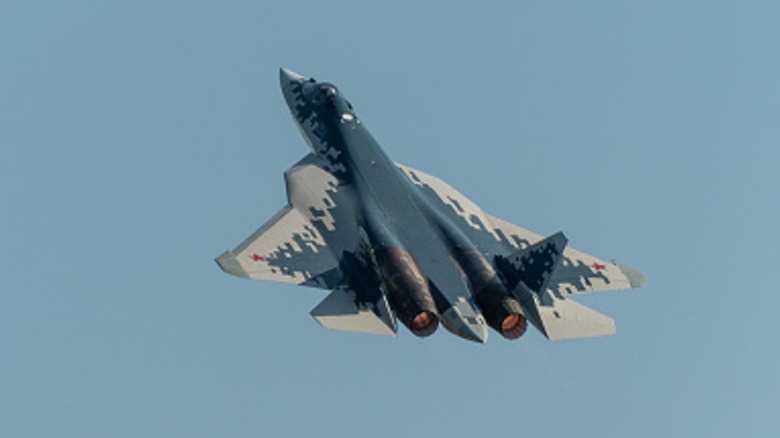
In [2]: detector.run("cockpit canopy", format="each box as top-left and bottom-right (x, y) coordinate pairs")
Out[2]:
(303, 81), (340, 105)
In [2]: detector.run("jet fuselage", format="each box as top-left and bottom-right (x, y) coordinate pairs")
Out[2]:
(280, 69), (526, 342)
(216, 69), (646, 343)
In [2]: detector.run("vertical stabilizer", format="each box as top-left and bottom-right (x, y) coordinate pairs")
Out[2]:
(496, 232), (568, 298)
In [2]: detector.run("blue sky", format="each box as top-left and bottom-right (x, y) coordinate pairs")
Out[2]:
(2, 1), (779, 436)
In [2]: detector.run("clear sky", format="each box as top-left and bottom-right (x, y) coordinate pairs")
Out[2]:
(2, 1), (779, 437)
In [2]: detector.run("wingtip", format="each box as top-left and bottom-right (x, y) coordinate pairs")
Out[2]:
(616, 263), (647, 288)
(215, 251), (250, 278)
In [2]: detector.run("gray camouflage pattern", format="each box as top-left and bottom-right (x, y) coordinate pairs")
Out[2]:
(216, 68), (646, 343)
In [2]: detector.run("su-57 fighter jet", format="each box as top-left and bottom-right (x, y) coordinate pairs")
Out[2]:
(216, 68), (646, 343)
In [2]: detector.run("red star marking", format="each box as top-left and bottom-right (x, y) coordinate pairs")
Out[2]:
(592, 262), (606, 271)
(251, 253), (266, 262)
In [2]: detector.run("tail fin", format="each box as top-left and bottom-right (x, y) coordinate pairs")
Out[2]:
(496, 231), (568, 296)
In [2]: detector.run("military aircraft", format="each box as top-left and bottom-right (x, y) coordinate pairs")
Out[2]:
(216, 68), (646, 343)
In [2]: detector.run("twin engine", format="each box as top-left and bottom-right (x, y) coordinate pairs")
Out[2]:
(374, 245), (526, 340)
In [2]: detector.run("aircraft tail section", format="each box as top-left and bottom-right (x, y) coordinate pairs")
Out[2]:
(499, 232), (616, 340)
(519, 289), (616, 340)
(310, 285), (398, 336)
(511, 281), (615, 340)
(495, 231), (568, 296)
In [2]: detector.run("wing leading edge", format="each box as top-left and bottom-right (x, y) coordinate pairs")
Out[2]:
(397, 163), (646, 296)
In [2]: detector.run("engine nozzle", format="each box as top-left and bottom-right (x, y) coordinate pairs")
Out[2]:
(410, 311), (439, 337)
(453, 248), (527, 340)
(475, 286), (527, 340)
(374, 246), (439, 337)
(499, 313), (527, 340)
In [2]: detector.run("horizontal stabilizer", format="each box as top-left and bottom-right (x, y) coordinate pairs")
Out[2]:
(310, 286), (397, 337)
(517, 284), (615, 340)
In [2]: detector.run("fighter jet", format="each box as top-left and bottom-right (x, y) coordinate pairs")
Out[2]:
(216, 68), (646, 343)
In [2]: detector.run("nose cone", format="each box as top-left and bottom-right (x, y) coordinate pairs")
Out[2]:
(279, 68), (309, 116)
(279, 67), (306, 87)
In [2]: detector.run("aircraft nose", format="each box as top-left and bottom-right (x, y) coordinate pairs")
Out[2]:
(279, 67), (306, 87)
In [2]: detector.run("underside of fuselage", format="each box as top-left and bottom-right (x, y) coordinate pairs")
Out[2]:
(279, 68), (535, 343)
(215, 69), (646, 344)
